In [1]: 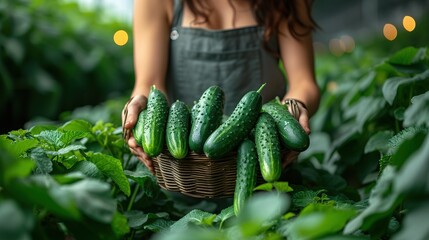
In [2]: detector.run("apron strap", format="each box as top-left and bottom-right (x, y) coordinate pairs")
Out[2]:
(172, 0), (184, 27)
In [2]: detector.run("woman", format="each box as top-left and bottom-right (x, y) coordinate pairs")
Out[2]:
(122, 0), (320, 173)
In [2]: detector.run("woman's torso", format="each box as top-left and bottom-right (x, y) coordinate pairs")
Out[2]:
(166, 0), (286, 114)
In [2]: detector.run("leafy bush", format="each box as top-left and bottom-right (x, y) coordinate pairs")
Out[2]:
(1, 43), (429, 239)
(0, 0), (134, 133)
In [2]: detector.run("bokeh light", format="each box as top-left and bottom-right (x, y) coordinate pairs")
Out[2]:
(113, 30), (128, 46)
(329, 38), (345, 56)
(340, 35), (355, 53)
(403, 16), (416, 32)
(383, 24), (397, 41)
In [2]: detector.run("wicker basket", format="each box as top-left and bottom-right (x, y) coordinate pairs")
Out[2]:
(153, 150), (255, 199)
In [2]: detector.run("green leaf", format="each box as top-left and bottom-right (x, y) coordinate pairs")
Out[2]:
(364, 131), (394, 154)
(59, 131), (90, 146)
(170, 209), (217, 232)
(36, 130), (64, 148)
(88, 152), (130, 196)
(382, 69), (429, 105)
(124, 210), (149, 228)
(143, 219), (175, 232)
(273, 182), (293, 193)
(70, 160), (104, 179)
(387, 47), (426, 65)
(394, 134), (429, 194)
(47, 144), (86, 156)
(403, 91), (429, 128)
(61, 178), (117, 223)
(389, 131), (426, 168)
(213, 205), (235, 228)
(111, 212), (130, 238)
(60, 119), (93, 133)
(124, 168), (158, 198)
(30, 148), (53, 174)
(8, 176), (81, 220)
(392, 201), (429, 240)
(292, 190), (324, 209)
(237, 192), (290, 237)
(0, 200), (34, 240)
(387, 127), (427, 155)
(343, 166), (401, 235)
(343, 97), (386, 132)
(254, 182), (273, 191)
(286, 204), (356, 240)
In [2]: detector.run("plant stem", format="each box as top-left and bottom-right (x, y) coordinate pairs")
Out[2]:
(127, 184), (140, 211)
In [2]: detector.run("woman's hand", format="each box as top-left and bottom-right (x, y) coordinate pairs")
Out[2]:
(281, 99), (311, 168)
(122, 95), (154, 173)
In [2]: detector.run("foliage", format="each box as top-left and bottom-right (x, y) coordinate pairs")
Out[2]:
(1, 44), (429, 239)
(0, 0), (134, 133)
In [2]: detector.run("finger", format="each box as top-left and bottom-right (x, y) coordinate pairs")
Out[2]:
(124, 96), (148, 129)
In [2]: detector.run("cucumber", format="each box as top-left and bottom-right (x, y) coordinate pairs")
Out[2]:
(189, 86), (224, 153)
(142, 85), (169, 157)
(132, 110), (147, 146)
(262, 98), (309, 151)
(234, 139), (258, 216)
(166, 100), (190, 159)
(255, 112), (282, 183)
(203, 84), (265, 159)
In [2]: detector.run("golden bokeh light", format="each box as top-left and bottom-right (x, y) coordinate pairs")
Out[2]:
(383, 24), (397, 41)
(329, 38), (345, 56)
(340, 35), (355, 53)
(403, 16), (416, 32)
(113, 30), (128, 46)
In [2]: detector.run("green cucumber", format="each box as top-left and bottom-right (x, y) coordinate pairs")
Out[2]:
(132, 109), (147, 146)
(234, 139), (258, 216)
(262, 98), (309, 151)
(142, 85), (169, 157)
(189, 86), (224, 153)
(255, 112), (282, 183)
(166, 100), (190, 159)
(203, 84), (265, 159)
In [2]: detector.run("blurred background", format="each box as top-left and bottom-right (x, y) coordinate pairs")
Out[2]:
(1, 0), (428, 134)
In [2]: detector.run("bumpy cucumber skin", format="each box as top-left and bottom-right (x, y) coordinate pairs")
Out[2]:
(189, 86), (224, 153)
(203, 90), (262, 159)
(262, 100), (309, 151)
(132, 110), (147, 146)
(234, 139), (258, 216)
(166, 101), (190, 159)
(255, 113), (282, 183)
(142, 86), (169, 157)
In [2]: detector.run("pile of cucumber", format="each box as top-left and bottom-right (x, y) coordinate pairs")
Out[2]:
(133, 84), (309, 215)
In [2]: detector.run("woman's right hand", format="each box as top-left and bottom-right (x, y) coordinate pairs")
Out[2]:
(122, 95), (154, 173)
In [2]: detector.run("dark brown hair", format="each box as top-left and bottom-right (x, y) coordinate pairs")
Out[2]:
(183, 0), (318, 52)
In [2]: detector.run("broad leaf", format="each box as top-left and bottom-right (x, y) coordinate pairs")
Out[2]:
(389, 131), (426, 168)
(387, 47), (427, 65)
(364, 131), (394, 154)
(382, 69), (429, 105)
(47, 144), (86, 156)
(88, 152), (130, 196)
(237, 192), (290, 237)
(392, 201), (429, 240)
(343, 97), (386, 132)
(254, 182), (273, 191)
(124, 210), (149, 228)
(0, 200), (34, 240)
(143, 219), (175, 232)
(273, 182), (294, 193)
(111, 212), (130, 238)
(60, 119), (93, 133)
(403, 91), (429, 128)
(286, 204), (356, 240)
(30, 148), (53, 174)
(61, 178), (117, 223)
(213, 205), (235, 228)
(36, 130), (64, 148)
(169, 209), (216, 232)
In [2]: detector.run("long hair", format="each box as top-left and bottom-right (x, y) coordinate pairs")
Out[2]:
(183, 0), (318, 53)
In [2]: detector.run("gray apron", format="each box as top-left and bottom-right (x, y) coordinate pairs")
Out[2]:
(167, 0), (286, 114)
(163, 0), (287, 211)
